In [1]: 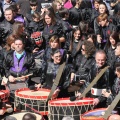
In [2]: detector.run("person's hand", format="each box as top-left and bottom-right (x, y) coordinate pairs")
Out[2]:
(52, 89), (60, 99)
(41, 8), (46, 15)
(5, 104), (12, 108)
(32, 48), (39, 53)
(75, 92), (82, 99)
(35, 84), (41, 90)
(20, 76), (28, 81)
(102, 89), (111, 98)
(0, 109), (5, 115)
(79, 80), (85, 85)
(97, 35), (102, 43)
(8, 75), (15, 82)
(93, 98), (100, 106)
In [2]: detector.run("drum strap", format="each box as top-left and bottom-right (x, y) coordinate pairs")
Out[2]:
(102, 91), (120, 119)
(46, 62), (66, 101)
(80, 66), (109, 98)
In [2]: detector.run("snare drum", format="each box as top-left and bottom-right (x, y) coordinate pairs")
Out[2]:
(81, 108), (118, 120)
(6, 112), (44, 120)
(48, 98), (94, 120)
(14, 88), (50, 115)
(0, 90), (9, 102)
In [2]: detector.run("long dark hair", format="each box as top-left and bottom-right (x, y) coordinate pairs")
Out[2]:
(69, 27), (82, 52)
(43, 11), (56, 25)
(107, 31), (119, 48)
(82, 41), (96, 57)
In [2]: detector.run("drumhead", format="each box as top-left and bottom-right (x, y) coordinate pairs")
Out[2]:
(15, 88), (50, 100)
(9, 112), (42, 120)
(81, 108), (118, 120)
(49, 98), (94, 106)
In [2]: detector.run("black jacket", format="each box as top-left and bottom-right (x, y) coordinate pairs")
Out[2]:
(87, 64), (112, 102)
(94, 19), (117, 36)
(74, 54), (95, 75)
(39, 61), (72, 90)
(0, 19), (15, 44)
(3, 51), (35, 78)
(42, 22), (64, 44)
(106, 46), (116, 68)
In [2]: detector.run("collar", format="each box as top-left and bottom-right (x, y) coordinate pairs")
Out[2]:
(15, 51), (25, 59)
(74, 39), (79, 43)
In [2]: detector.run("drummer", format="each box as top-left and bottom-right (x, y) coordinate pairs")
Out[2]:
(102, 64), (120, 114)
(36, 48), (72, 98)
(3, 38), (35, 91)
(76, 50), (113, 108)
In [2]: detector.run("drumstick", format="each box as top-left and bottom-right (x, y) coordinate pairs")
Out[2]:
(15, 73), (33, 81)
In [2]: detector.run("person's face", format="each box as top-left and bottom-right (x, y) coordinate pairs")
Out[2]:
(14, 40), (24, 53)
(74, 30), (81, 40)
(81, 45), (86, 55)
(94, 1), (99, 10)
(115, 46), (120, 56)
(30, 5), (37, 11)
(4, 10), (14, 22)
(115, 69), (120, 78)
(99, 19), (107, 27)
(56, 2), (62, 10)
(95, 53), (106, 68)
(99, 4), (106, 14)
(52, 52), (62, 64)
(109, 36), (116, 46)
(45, 15), (52, 25)
(50, 41), (59, 48)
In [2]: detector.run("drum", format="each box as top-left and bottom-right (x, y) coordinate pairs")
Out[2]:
(48, 98), (94, 120)
(81, 108), (118, 120)
(0, 90), (9, 102)
(7, 112), (44, 120)
(14, 88), (50, 115)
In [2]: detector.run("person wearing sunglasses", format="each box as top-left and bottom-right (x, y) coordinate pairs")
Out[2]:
(70, 41), (96, 92)
(36, 48), (73, 99)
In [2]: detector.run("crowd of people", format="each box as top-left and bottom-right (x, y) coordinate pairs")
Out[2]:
(0, 0), (120, 119)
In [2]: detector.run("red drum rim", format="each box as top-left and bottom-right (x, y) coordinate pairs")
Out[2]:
(0, 90), (10, 99)
(48, 98), (94, 106)
(40, 111), (48, 116)
(15, 88), (50, 99)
